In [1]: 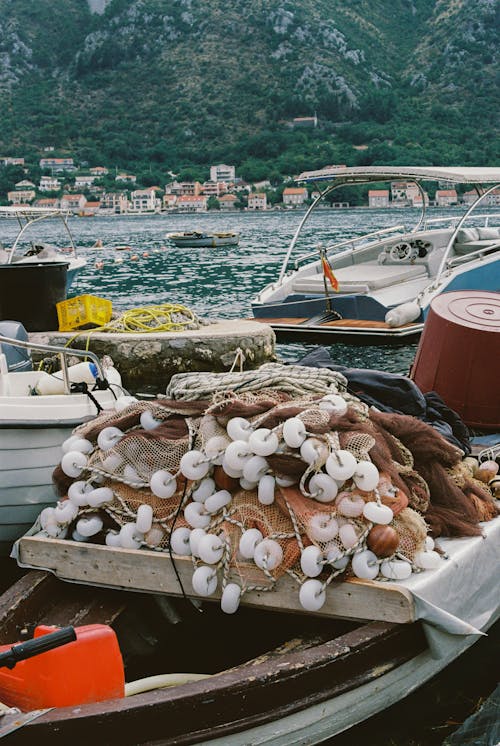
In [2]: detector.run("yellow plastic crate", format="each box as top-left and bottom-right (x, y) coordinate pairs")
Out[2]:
(56, 294), (112, 331)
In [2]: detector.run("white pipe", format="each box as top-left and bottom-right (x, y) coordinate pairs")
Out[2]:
(125, 672), (211, 697)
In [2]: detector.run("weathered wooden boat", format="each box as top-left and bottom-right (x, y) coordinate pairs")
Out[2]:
(4, 507), (498, 745)
(0, 328), (125, 556)
(252, 166), (500, 342)
(166, 231), (240, 248)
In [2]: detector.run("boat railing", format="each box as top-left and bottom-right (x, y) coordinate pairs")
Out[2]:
(423, 212), (500, 230)
(0, 334), (105, 395)
(2, 209), (79, 264)
(293, 225), (406, 270)
(446, 240), (500, 269)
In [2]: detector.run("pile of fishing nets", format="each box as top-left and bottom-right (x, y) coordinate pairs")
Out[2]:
(44, 363), (499, 615)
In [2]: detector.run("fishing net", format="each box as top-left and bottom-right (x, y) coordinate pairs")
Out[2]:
(45, 365), (498, 616)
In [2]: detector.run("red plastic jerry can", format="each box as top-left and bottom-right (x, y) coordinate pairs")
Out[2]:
(0, 624), (125, 711)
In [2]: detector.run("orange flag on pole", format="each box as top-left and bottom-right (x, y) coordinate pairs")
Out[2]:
(321, 256), (339, 292)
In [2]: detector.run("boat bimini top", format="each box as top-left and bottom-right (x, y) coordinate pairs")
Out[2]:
(0, 206), (79, 264)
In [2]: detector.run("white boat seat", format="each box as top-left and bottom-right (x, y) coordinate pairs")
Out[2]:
(454, 239), (499, 256)
(292, 264), (428, 294)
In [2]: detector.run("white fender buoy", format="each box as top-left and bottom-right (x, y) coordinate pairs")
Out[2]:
(282, 418), (306, 448)
(192, 478), (216, 503)
(351, 549), (379, 580)
(180, 450), (210, 481)
(184, 502), (211, 529)
(87, 486), (114, 508)
(198, 533), (224, 564)
(170, 526), (192, 556)
(300, 545), (323, 578)
(242, 455), (268, 483)
(308, 514), (339, 542)
(192, 565), (218, 597)
(248, 428), (279, 457)
(226, 417), (253, 442)
(299, 579), (326, 612)
(253, 539), (283, 571)
(363, 501), (394, 525)
(68, 480), (93, 507)
(308, 473), (338, 503)
(325, 450), (357, 481)
(221, 583), (241, 614)
(150, 470), (177, 499)
(353, 461), (380, 492)
(380, 559), (412, 580)
(140, 410), (162, 431)
(318, 394), (348, 417)
(258, 475), (275, 505)
(61, 450), (88, 478)
(239, 528), (263, 559)
(97, 426), (124, 451)
(204, 490), (232, 514)
(136, 504), (153, 534)
(385, 301), (421, 328)
(76, 515), (103, 538)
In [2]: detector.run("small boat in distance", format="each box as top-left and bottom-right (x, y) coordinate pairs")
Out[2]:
(166, 231), (240, 247)
(252, 166), (500, 342)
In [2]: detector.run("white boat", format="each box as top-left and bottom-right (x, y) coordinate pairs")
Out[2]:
(0, 206), (86, 289)
(0, 328), (126, 555)
(166, 231), (240, 247)
(252, 166), (500, 341)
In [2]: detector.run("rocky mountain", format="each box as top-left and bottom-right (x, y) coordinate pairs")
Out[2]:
(0, 0), (498, 177)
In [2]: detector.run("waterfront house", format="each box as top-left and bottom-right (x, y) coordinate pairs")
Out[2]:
(39, 176), (61, 192)
(7, 189), (35, 204)
(166, 181), (202, 196)
(201, 181), (228, 197)
(39, 157), (76, 174)
(81, 201), (101, 216)
(248, 193), (267, 210)
(283, 187), (308, 207)
(210, 164), (236, 183)
(176, 194), (208, 212)
(14, 180), (36, 190)
(368, 189), (390, 208)
(115, 173), (137, 184)
(100, 192), (129, 214)
(34, 197), (60, 208)
(60, 193), (86, 213)
(74, 175), (97, 189)
(435, 189), (458, 206)
(219, 194), (238, 211)
(130, 188), (161, 213)
(163, 193), (178, 210)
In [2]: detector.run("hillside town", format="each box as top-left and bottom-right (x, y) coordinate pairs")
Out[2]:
(1, 156), (499, 215)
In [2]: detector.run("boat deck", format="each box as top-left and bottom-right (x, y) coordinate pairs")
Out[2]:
(251, 317), (423, 342)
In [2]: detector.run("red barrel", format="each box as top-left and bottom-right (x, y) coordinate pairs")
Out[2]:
(411, 291), (500, 430)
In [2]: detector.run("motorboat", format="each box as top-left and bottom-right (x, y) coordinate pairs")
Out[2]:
(251, 167), (500, 341)
(0, 324), (127, 555)
(0, 206), (86, 290)
(166, 231), (240, 247)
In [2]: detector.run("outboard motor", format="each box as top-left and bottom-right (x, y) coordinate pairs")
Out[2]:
(0, 320), (33, 372)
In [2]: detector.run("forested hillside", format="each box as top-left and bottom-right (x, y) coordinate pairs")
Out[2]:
(0, 0), (498, 180)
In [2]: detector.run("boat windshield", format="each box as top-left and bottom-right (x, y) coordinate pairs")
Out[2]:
(0, 207), (78, 264)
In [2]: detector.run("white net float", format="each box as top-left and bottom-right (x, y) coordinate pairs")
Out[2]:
(70, 438), (94, 455)
(97, 426), (124, 451)
(318, 394), (348, 417)
(224, 440), (253, 471)
(239, 528), (263, 559)
(248, 428), (279, 457)
(308, 514), (339, 542)
(184, 502), (211, 529)
(204, 489), (232, 514)
(71, 529), (87, 542)
(380, 558), (412, 580)
(136, 504), (153, 534)
(101, 453), (123, 474)
(123, 464), (141, 482)
(258, 475), (275, 505)
(336, 492), (365, 518)
(170, 526), (192, 556)
(54, 500), (79, 524)
(363, 501), (394, 525)
(326, 546), (350, 570)
(140, 410), (162, 431)
(226, 417), (253, 442)
(189, 528), (207, 557)
(253, 538), (283, 571)
(67, 480), (93, 507)
(220, 456), (243, 478)
(61, 435), (81, 454)
(414, 549), (442, 570)
(192, 477), (216, 503)
(180, 450), (210, 480)
(76, 515), (103, 538)
(204, 436), (229, 465)
(242, 455), (268, 483)
(197, 533), (224, 564)
(221, 583), (242, 614)
(299, 579), (326, 612)
(353, 461), (380, 491)
(239, 477), (258, 491)
(300, 438), (328, 465)
(192, 565), (218, 597)
(351, 549), (379, 580)
(308, 473), (338, 503)
(300, 545), (323, 578)
(150, 470), (177, 499)
(114, 395), (138, 412)
(105, 530), (121, 547)
(275, 474), (296, 487)
(119, 522), (144, 549)
(282, 417), (307, 448)
(87, 486), (114, 508)
(144, 526), (165, 547)
(325, 450), (357, 481)
(339, 522), (358, 549)
(61, 450), (88, 478)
